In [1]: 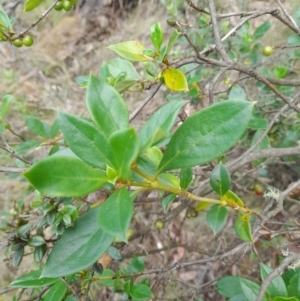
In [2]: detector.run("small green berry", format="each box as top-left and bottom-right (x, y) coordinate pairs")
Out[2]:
(63, 1), (72, 11)
(155, 220), (165, 230)
(22, 35), (34, 47)
(55, 1), (63, 10)
(262, 46), (273, 57)
(13, 38), (23, 48)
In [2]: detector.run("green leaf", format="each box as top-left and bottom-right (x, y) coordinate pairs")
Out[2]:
(1, 95), (13, 118)
(234, 213), (253, 242)
(163, 68), (189, 92)
(59, 112), (113, 169)
(86, 75), (128, 136)
(23, 156), (107, 197)
(180, 167), (193, 189)
(217, 276), (267, 301)
(274, 297), (299, 301)
(274, 65), (288, 78)
(114, 79), (137, 93)
(129, 284), (154, 300)
(109, 128), (139, 179)
(99, 269), (116, 287)
(222, 190), (245, 207)
(16, 223), (32, 239)
(27, 235), (45, 247)
(157, 100), (253, 173)
(251, 129), (270, 166)
(228, 86), (247, 101)
(108, 41), (151, 61)
(161, 194), (176, 212)
(26, 116), (50, 138)
(34, 245), (46, 263)
(139, 101), (186, 152)
(206, 204), (229, 235)
(42, 207), (114, 278)
(288, 34), (300, 45)
(165, 29), (180, 59)
(98, 187), (133, 242)
(107, 246), (122, 260)
(253, 21), (271, 40)
(43, 279), (68, 301)
(12, 246), (24, 267)
(150, 22), (163, 50)
(16, 140), (40, 155)
(10, 270), (58, 288)
(130, 257), (145, 273)
(145, 146), (163, 166)
(0, 8), (12, 29)
(260, 263), (288, 297)
(248, 117), (268, 130)
(288, 270), (300, 299)
(50, 119), (60, 138)
(24, 0), (45, 11)
(210, 163), (231, 197)
(107, 58), (140, 80)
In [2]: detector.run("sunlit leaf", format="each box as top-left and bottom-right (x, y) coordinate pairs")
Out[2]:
(163, 68), (188, 92)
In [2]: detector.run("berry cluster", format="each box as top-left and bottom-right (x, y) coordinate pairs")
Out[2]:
(12, 35), (34, 48)
(55, 0), (78, 11)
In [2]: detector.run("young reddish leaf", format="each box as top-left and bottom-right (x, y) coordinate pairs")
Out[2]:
(98, 187), (133, 242)
(23, 156), (107, 197)
(108, 41), (151, 62)
(234, 213), (253, 242)
(206, 204), (229, 235)
(163, 68), (188, 92)
(210, 163), (231, 197)
(221, 190), (245, 207)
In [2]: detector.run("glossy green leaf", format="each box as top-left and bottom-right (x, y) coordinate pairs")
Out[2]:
(129, 284), (154, 300)
(50, 119), (60, 138)
(234, 213), (253, 242)
(145, 146), (163, 166)
(274, 65), (288, 78)
(163, 68), (189, 92)
(43, 279), (68, 301)
(107, 58), (140, 80)
(109, 128), (139, 179)
(26, 116), (50, 138)
(221, 190), (245, 207)
(16, 140), (41, 155)
(98, 187), (133, 242)
(0, 8), (12, 29)
(288, 270), (300, 299)
(158, 173), (180, 189)
(24, 0), (45, 11)
(206, 204), (229, 235)
(260, 263), (288, 297)
(253, 21), (271, 40)
(23, 156), (107, 197)
(16, 223), (32, 239)
(157, 101), (253, 173)
(210, 163), (231, 197)
(161, 194), (176, 212)
(165, 29), (180, 59)
(217, 276), (267, 301)
(150, 22), (163, 50)
(42, 207), (114, 278)
(86, 75), (128, 136)
(180, 167), (193, 189)
(108, 41), (151, 61)
(10, 270), (58, 288)
(34, 245), (46, 263)
(27, 235), (45, 247)
(139, 101), (186, 152)
(59, 112), (113, 169)
(12, 246), (24, 267)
